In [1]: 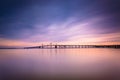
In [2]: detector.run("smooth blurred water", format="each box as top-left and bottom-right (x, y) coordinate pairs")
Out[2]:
(0, 48), (120, 79)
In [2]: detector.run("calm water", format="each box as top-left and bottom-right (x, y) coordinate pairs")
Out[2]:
(0, 48), (120, 80)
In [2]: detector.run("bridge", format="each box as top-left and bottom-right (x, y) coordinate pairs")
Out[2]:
(24, 44), (120, 49)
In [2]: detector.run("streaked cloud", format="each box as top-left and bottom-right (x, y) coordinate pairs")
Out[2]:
(0, 0), (120, 47)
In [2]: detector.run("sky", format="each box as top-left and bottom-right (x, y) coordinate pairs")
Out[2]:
(0, 0), (120, 47)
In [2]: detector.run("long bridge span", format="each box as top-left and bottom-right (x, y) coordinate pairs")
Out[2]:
(24, 44), (120, 49)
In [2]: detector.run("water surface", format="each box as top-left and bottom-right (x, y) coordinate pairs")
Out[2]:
(0, 48), (120, 80)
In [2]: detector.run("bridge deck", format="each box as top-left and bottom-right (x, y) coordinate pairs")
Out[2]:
(25, 45), (120, 49)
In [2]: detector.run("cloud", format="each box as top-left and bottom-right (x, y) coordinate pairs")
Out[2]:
(1, 17), (119, 47)
(0, 0), (120, 47)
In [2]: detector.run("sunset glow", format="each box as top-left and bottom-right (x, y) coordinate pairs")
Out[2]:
(0, 0), (120, 47)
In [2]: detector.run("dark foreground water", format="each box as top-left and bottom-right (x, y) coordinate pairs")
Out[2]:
(0, 48), (120, 80)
